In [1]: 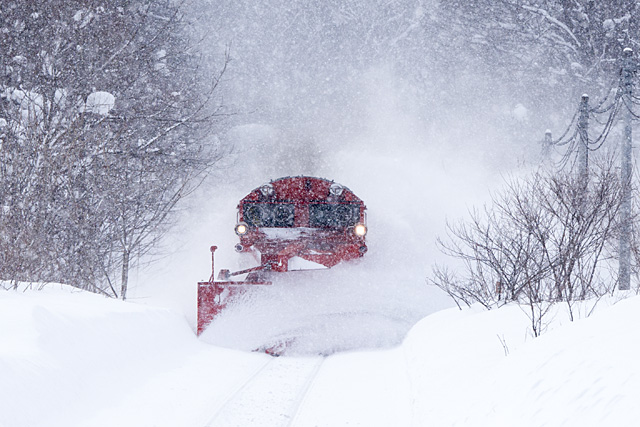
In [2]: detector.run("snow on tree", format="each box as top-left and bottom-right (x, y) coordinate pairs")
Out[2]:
(82, 91), (115, 116)
(0, 0), (228, 297)
(439, 0), (640, 98)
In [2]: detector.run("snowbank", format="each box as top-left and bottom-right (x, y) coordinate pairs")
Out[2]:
(0, 285), (266, 427)
(404, 297), (640, 426)
(3, 285), (640, 426)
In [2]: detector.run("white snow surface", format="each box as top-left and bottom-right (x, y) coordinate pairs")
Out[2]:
(2, 283), (640, 426)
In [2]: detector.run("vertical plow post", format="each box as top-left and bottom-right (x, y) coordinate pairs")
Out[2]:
(197, 246), (222, 335)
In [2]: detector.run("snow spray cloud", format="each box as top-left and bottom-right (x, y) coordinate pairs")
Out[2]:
(197, 66), (502, 355)
(133, 1), (557, 354)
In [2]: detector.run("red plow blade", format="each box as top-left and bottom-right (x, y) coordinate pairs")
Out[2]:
(197, 279), (270, 335)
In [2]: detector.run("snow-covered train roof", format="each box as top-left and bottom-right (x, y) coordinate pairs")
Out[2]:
(240, 176), (364, 204)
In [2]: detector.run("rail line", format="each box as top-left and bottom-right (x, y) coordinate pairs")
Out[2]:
(286, 357), (325, 427)
(202, 357), (277, 426)
(204, 356), (325, 427)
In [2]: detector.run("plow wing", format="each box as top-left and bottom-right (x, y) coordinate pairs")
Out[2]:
(197, 246), (272, 335)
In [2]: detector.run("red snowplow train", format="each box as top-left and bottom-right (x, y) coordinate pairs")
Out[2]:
(197, 176), (368, 334)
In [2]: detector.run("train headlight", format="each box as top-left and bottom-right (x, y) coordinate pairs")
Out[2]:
(259, 183), (274, 197)
(329, 183), (344, 196)
(354, 223), (367, 236)
(235, 223), (248, 236)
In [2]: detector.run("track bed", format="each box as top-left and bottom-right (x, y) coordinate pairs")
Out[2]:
(205, 356), (325, 427)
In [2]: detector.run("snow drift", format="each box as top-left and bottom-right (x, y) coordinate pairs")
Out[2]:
(3, 284), (640, 426)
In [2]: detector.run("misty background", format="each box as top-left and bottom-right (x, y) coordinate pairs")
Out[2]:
(194, 0), (569, 175)
(132, 0), (635, 352)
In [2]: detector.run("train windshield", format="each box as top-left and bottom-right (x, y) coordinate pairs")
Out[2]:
(309, 203), (360, 228)
(243, 203), (295, 227)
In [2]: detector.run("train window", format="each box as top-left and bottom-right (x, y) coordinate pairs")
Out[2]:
(243, 203), (295, 227)
(309, 203), (360, 228)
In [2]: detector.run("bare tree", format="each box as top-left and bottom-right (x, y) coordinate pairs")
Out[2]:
(431, 159), (625, 336)
(440, 0), (640, 88)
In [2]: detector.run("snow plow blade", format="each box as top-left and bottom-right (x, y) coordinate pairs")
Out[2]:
(197, 280), (271, 335)
(197, 246), (271, 335)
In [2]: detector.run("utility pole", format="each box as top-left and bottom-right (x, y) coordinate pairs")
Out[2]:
(578, 94), (589, 181)
(619, 47), (635, 291)
(543, 129), (552, 157)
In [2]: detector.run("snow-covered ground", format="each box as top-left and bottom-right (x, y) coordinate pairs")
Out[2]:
(2, 284), (639, 427)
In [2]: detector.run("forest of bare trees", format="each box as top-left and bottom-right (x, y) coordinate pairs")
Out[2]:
(0, 0), (227, 298)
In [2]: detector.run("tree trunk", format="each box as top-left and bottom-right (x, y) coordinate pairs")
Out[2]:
(121, 250), (130, 301)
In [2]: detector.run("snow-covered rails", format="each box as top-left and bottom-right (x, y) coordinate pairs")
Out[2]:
(197, 176), (368, 334)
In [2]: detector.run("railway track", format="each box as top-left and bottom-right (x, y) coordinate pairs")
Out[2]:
(204, 356), (325, 427)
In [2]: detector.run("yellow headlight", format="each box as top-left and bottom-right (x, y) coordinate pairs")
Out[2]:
(354, 223), (367, 236)
(235, 223), (248, 235)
